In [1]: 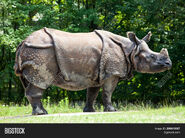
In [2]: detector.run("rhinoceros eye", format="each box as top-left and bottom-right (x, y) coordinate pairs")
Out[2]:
(150, 54), (156, 59)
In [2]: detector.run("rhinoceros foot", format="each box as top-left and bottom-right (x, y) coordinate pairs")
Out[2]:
(83, 106), (95, 112)
(104, 105), (117, 112)
(32, 103), (48, 115)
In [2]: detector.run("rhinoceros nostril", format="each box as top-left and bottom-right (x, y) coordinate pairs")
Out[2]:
(164, 61), (172, 68)
(165, 62), (170, 65)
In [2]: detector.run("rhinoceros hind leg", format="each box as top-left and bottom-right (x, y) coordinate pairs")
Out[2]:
(25, 83), (47, 115)
(19, 76), (29, 90)
(102, 76), (119, 112)
(104, 105), (117, 112)
(83, 87), (100, 112)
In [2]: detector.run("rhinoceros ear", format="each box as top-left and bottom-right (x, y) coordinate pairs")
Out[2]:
(142, 31), (152, 43)
(127, 32), (140, 45)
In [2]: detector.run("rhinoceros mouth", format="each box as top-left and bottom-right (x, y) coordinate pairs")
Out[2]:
(156, 61), (172, 69)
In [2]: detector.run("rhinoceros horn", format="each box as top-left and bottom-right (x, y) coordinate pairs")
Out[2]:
(160, 48), (169, 57)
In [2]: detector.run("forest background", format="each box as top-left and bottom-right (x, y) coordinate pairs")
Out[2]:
(0, 0), (184, 105)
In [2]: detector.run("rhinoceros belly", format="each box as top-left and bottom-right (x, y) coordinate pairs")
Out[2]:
(54, 77), (101, 91)
(53, 58), (102, 91)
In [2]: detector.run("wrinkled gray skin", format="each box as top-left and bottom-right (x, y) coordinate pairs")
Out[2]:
(14, 28), (172, 115)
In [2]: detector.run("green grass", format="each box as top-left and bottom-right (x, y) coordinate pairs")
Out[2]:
(0, 102), (84, 117)
(0, 101), (185, 123)
(0, 106), (185, 123)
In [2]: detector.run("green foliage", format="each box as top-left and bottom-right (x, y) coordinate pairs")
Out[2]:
(0, 0), (184, 105)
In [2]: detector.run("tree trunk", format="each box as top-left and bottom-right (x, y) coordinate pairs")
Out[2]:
(90, 0), (97, 31)
(57, 0), (62, 28)
(86, 0), (88, 9)
(0, 89), (1, 101)
(8, 50), (12, 103)
(56, 88), (60, 103)
(77, 0), (80, 9)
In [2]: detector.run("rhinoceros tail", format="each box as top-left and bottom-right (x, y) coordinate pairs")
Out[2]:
(14, 41), (24, 76)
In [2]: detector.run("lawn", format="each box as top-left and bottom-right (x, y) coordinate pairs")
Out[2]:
(0, 103), (185, 123)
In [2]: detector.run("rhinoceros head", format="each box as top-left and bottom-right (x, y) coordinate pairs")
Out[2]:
(127, 31), (172, 73)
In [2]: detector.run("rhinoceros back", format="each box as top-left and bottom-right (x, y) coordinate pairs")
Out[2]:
(45, 28), (102, 80)
(15, 28), (103, 89)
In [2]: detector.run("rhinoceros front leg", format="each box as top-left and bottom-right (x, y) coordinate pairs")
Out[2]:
(25, 83), (47, 115)
(83, 87), (100, 112)
(102, 76), (119, 112)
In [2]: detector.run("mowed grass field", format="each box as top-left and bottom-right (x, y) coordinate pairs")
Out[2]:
(0, 102), (185, 123)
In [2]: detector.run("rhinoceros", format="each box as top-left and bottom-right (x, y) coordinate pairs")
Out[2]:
(14, 27), (172, 115)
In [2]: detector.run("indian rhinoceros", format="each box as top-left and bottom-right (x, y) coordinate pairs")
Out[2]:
(14, 27), (172, 115)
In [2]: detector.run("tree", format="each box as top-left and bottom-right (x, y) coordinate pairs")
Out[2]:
(0, 0), (184, 105)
